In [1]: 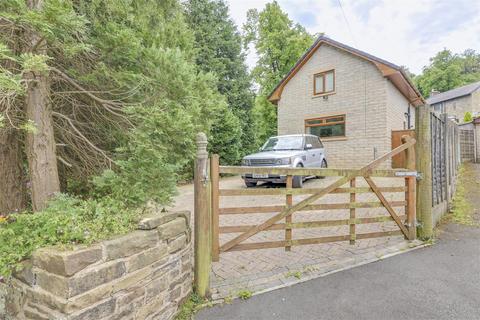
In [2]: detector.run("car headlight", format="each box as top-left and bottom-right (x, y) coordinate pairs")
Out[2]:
(275, 158), (291, 165)
(242, 159), (250, 166)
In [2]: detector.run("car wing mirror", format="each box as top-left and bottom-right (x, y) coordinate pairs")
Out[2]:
(305, 143), (313, 150)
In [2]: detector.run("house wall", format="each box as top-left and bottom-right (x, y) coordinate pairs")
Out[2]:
(432, 95), (472, 122)
(277, 43), (392, 168)
(386, 79), (415, 134)
(471, 91), (480, 117)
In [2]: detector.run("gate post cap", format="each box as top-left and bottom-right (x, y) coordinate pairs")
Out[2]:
(196, 132), (208, 157)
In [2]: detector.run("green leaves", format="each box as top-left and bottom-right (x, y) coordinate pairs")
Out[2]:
(20, 53), (51, 75)
(185, 0), (256, 161)
(0, 195), (138, 277)
(464, 112), (473, 123)
(22, 0), (88, 48)
(243, 1), (313, 142)
(415, 49), (480, 97)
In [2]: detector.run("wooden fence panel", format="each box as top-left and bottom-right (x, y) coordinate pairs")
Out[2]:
(429, 113), (460, 209)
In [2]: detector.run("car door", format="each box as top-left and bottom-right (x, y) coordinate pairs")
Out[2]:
(314, 136), (326, 167)
(305, 136), (321, 167)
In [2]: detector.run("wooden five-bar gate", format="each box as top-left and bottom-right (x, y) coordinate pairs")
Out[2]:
(193, 132), (418, 297)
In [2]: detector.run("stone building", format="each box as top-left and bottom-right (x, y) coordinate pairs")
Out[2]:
(268, 36), (424, 168)
(427, 81), (480, 123)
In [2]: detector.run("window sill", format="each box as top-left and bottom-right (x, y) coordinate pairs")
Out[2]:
(312, 91), (336, 99)
(321, 136), (347, 142)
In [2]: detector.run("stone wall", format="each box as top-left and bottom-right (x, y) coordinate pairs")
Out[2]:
(0, 280), (6, 317)
(3, 211), (192, 320)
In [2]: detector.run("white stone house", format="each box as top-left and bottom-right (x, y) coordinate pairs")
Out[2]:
(268, 36), (424, 168)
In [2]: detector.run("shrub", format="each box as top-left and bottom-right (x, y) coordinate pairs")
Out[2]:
(0, 195), (140, 276)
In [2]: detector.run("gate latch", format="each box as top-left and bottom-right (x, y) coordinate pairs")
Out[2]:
(395, 171), (421, 179)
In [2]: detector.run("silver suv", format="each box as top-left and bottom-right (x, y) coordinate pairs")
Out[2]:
(241, 134), (327, 188)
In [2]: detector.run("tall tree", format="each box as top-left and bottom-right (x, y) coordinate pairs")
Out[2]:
(0, 0), (229, 212)
(23, 0), (60, 211)
(415, 49), (480, 97)
(0, 25), (26, 214)
(244, 1), (313, 142)
(185, 0), (256, 160)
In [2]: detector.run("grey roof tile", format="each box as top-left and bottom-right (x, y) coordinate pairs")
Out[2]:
(427, 81), (480, 105)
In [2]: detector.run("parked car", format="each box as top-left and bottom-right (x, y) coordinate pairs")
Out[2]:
(241, 134), (327, 188)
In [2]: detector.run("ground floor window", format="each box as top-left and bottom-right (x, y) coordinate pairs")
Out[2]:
(305, 115), (346, 138)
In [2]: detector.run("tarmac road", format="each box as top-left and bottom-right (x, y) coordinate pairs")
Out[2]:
(196, 223), (480, 320)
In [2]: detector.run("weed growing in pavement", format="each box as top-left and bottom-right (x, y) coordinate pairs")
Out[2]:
(237, 290), (253, 300)
(175, 292), (206, 320)
(286, 270), (302, 279)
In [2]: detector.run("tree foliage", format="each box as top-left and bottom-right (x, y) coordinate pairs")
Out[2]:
(185, 0), (256, 160)
(243, 1), (314, 142)
(0, 0), (228, 207)
(0, 0), (235, 273)
(415, 48), (480, 97)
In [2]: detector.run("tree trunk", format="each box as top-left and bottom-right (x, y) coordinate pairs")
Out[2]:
(0, 24), (27, 215)
(24, 0), (60, 211)
(0, 129), (26, 215)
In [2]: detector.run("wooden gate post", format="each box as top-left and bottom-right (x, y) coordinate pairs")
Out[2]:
(194, 132), (211, 298)
(415, 105), (433, 239)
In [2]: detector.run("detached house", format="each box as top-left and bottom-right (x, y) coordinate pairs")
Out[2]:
(268, 36), (424, 168)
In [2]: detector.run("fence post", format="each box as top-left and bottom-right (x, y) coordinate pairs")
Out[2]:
(402, 135), (416, 240)
(210, 154), (220, 262)
(415, 105), (433, 239)
(194, 132), (211, 298)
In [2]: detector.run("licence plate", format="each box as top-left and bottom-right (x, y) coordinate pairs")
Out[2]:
(252, 173), (269, 179)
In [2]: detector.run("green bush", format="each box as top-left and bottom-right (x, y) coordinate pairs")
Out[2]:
(0, 195), (140, 277)
(464, 111), (473, 123)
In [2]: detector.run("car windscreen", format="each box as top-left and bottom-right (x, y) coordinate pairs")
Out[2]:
(261, 136), (304, 151)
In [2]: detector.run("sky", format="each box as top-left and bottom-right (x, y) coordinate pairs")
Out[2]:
(226, 0), (480, 74)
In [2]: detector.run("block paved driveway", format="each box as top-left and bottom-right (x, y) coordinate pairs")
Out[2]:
(170, 174), (410, 299)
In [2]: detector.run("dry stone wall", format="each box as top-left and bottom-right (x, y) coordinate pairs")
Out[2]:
(3, 211), (192, 320)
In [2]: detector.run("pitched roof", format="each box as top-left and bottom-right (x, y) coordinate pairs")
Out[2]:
(426, 81), (480, 105)
(268, 35), (424, 106)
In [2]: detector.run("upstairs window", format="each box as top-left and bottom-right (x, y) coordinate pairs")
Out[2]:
(305, 115), (345, 138)
(313, 70), (335, 95)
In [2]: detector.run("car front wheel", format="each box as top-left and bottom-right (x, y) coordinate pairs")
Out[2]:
(292, 164), (303, 188)
(317, 159), (327, 179)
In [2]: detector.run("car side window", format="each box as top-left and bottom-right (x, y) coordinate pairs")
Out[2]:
(305, 136), (315, 149)
(308, 136), (322, 149)
(316, 137), (324, 148)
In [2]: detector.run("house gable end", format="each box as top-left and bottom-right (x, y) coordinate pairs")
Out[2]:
(268, 36), (424, 106)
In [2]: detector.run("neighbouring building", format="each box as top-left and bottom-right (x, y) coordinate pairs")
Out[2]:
(427, 81), (480, 122)
(268, 36), (424, 168)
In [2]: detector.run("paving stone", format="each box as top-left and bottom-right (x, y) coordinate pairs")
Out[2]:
(173, 176), (413, 300)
